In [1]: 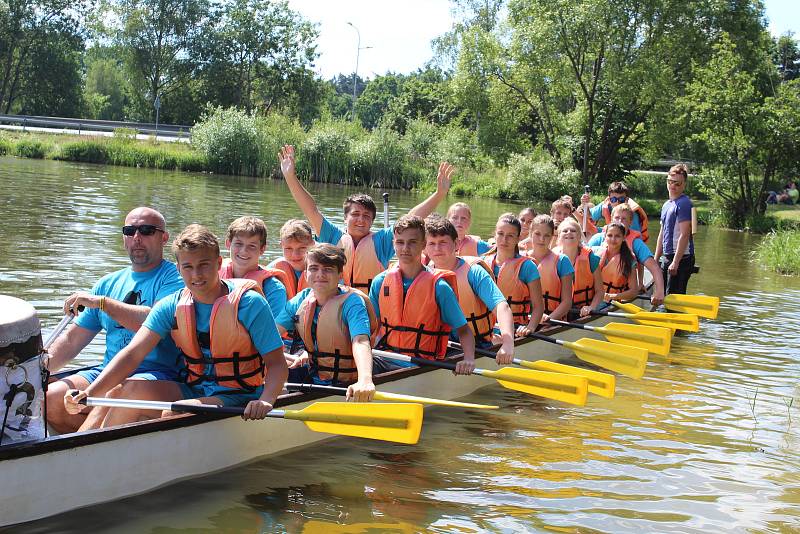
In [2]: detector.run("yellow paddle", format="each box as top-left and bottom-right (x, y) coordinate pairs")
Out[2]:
(589, 305), (700, 332)
(635, 293), (720, 319)
(546, 318), (672, 356)
(285, 382), (499, 409)
(528, 332), (649, 379)
(82, 397), (423, 444)
(373, 349), (588, 406)
(448, 341), (615, 399)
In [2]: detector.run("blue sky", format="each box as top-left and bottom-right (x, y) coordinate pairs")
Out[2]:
(287, 0), (799, 80)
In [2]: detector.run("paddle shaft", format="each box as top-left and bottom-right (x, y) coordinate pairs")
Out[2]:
(546, 318), (594, 332)
(383, 192), (390, 228)
(285, 382), (498, 409)
(43, 305), (84, 350)
(373, 349), (480, 373)
(582, 184), (590, 234)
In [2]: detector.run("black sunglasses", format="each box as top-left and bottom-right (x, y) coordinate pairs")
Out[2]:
(122, 224), (164, 237)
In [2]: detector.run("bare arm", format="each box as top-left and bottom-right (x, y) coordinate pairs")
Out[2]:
(258, 347), (289, 407)
(520, 279), (544, 336)
(453, 324), (475, 375)
(45, 324), (96, 372)
(580, 266), (605, 316)
(654, 226), (664, 262)
(65, 291), (152, 331)
(407, 162), (453, 219)
(493, 301), (514, 364)
(668, 220), (692, 275)
(346, 335), (376, 402)
(278, 145), (324, 234)
(549, 274), (573, 321)
(643, 257), (665, 306)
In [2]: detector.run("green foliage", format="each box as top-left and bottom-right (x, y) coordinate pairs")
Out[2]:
(84, 56), (128, 120)
(57, 140), (110, 163)
(14, 139), (50, 159)
(505, 153), (580, 202)
(255, 113), (307, 178)
(298, 119), (362, 183)
(0, 136), (11, 156)
(352, 128), (411, 188)
(113, 128), (138, 142)
(753, 229), (800, 275)
(191, 106), (261, 175)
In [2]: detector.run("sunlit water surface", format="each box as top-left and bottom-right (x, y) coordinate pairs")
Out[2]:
(1, 157), (798, 533)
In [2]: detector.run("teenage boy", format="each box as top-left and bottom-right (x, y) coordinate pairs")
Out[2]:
(278, 144), (453, 291)
(369, 215), (476, 375)
(424, 216), (514, 363)
(64, 225), (288, 428)
(220, 216), (289, 318)
(654, 164), (695, 294)
(275, 244), (378, 402)
(267, 219), (315, 299)
(581, 181), (650, 242)
(586, 204), (665, 306)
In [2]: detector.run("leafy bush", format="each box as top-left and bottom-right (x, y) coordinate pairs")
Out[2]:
(299, 119), (362, 183)
(256, 113), (306, 178)
(505, 154), (580, 201)
(113, 128), (138, 143)
(753, 229), (800, 275)
(403, 118), (438, 161)
(352, 128), (411, 188)
(14, 139), (49, 159)
(57, 140), (110, 163)
(0, 136), (11, 155)
(192, 106), (261, 175)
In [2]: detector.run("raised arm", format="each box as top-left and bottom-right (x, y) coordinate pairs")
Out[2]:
(407, 162), (454, 219)
(279, 145), (324, 234)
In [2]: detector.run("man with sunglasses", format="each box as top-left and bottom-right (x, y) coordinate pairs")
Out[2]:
(44, 207), (184, 433)
(580, 181), (650, 242)
(654, 164), (695, 295)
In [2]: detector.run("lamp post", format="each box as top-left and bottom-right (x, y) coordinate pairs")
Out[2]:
(346, 22), (372, 122)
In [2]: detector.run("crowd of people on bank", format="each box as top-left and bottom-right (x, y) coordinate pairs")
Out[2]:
(44, 147), (696, 432)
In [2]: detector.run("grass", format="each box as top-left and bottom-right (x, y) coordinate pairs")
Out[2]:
(753, 227), (800, 275)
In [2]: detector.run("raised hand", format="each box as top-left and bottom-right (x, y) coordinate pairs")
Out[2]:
(278, 145), (296, 178)
(436, 162), (455, 195)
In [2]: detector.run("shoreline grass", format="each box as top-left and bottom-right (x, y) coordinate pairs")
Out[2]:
(753, 229), (800, 275)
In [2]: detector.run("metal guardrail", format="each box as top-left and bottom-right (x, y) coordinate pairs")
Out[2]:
(0, 114), (192, 138)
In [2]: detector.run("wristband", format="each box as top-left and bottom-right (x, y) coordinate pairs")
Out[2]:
(99, 296), (106, 312)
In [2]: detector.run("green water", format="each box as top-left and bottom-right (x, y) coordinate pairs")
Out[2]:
(2, 157), (799, 533)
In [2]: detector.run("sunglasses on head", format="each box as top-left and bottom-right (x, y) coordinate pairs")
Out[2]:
(609, 196), (627, 203)
(122, 224), (164, 237)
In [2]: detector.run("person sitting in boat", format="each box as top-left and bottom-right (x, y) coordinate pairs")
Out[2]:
(446, 202), (493, 256)
(219, 216), (289, 318)
(275, 244), (378, 402)
(592, 222), (640, 303)
(423, 215), (514, 363)
(585, 204), (665, 306)
(526, 215), (574, 322)
(581, 181), (649, 242)
(45, 207), (185, 434)
(64, 225), (289, 428)
(267, 219), (315, 299)
(553, 218), (604, 318)
(485, 213), (545, 337)
(517, 207), (537, 253)
(369, 215), (477, 374)
(278, 144), (452, 292)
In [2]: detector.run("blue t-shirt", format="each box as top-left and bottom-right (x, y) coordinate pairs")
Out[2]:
(369, 271), (467, 330)
(588, 250), (601, 272)
(660, 194), (694, 256)
(587, 230), (654, 264)
(144, 280), (284, 395)
(276, 287), (372, 385)
(590, 203), (642, 232)
(261, 276), (287, 319)
(75, 260), (183, 373)
(491, 255), (541, 283)
(318, 216), (396, 268)
(555, 253), (575, 278)
(476, 240), (492, 255)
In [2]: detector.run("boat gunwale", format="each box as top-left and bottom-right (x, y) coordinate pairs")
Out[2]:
(0, 320), (585, 461)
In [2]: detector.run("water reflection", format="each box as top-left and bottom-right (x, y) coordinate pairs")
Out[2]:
(2, 156), (800, 532)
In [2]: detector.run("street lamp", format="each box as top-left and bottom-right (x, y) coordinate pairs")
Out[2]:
(346, 22), (372, 122)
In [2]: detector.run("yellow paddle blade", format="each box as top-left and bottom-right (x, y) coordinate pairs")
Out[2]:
(628, 311), (699, 332)
(284, 402), (423, 444)
(613, 301), (644, 314)
(597, 322), (672, 357)
(664, 293), (720, 319)
(522, 360), (615, 399)
(562, 338), (648, 379)
(478, 367), (588, 406)
(374, 391), (498, 410)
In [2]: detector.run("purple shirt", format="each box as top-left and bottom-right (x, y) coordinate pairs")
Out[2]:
(660, 194), (694, 256)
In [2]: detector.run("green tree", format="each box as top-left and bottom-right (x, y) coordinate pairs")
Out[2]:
(84, 56), (128, 120)
(355, 73), (405, 129)
(775, 32), (800, 81)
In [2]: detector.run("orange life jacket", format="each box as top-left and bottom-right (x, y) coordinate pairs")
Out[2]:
(271, 259), (307, 299)
(600, 199), (649, 242)
(569, 247), (596, 308)
(376, 267), (458, 360)
(338, 232), (385, 292)
(455, 234), (482, 256)
(530, 251), (562, 314)
(452, 256), (496, 341)
(488, 254), (533, 326)
(294, 286), (378, 384)
(218, 259), (290, 294)
(172, 279), (265, 392)
(599, 250), (629, 294)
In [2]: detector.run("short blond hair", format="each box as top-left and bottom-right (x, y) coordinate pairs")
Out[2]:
(226, 216), (267, 247)
(172, 224), (220, 259)
(279, 219), (313, 243)
(446, 202), (472, 220)
(611, 203), (634, 221)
